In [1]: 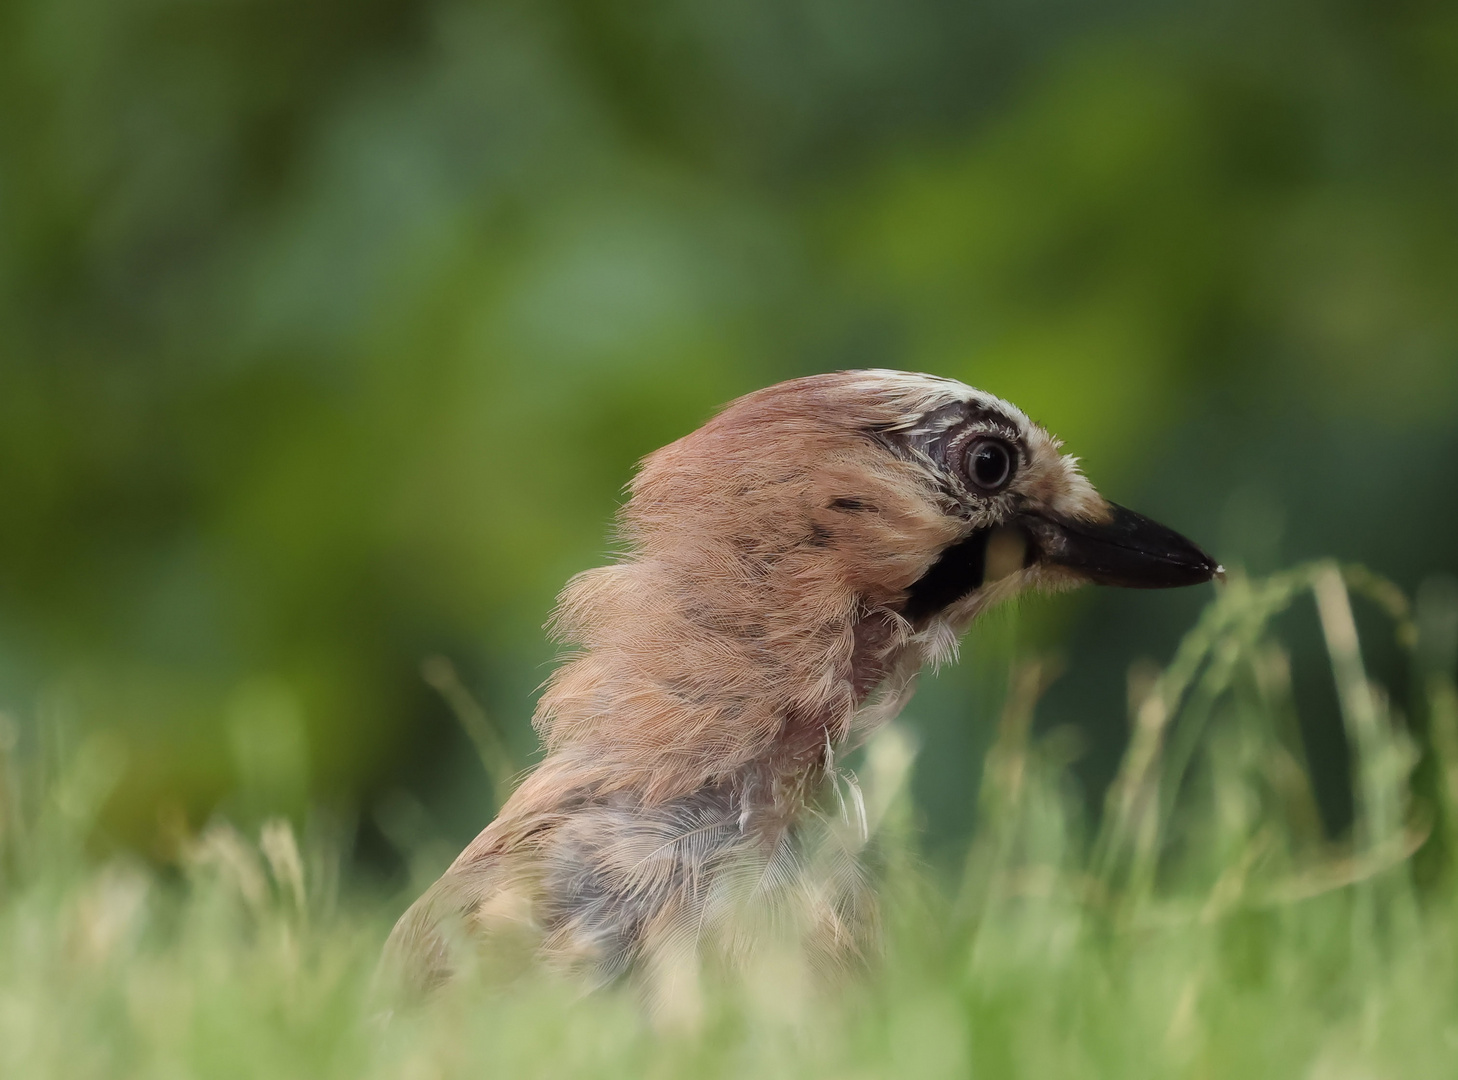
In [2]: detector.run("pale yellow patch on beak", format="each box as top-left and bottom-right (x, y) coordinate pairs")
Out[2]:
(984, 527), (1028, 584)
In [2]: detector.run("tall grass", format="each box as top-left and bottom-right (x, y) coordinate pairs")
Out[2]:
(2, 563), (1456, 1078)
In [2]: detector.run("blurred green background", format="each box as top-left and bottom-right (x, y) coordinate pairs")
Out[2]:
(2, 0), (1455, 875)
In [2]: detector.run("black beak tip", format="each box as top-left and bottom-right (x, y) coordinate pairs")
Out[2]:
(1185, 548), (1225, 587)
(1170, 534), (1223, 584)
(1118, 509), (1223, 590)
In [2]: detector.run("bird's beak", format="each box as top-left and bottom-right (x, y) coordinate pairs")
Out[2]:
(1019, 502), (1222, 589)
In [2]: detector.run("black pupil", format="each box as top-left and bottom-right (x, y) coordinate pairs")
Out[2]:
(972, 442), (1010, 488)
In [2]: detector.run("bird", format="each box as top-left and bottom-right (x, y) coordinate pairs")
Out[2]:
(382, 369), (1220, 999)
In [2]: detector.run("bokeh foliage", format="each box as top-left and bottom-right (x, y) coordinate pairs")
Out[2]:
(1, 0), (1456, 857)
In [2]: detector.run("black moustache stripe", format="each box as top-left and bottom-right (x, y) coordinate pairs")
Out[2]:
(901, 528), (991, 622)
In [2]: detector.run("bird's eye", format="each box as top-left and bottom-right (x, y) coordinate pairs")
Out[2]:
(965, 438), (1015, 492)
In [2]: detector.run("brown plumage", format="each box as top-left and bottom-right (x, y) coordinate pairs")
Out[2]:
(383, 370), (1219, 996)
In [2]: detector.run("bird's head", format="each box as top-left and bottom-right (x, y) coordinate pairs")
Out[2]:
(855, 370), (1222, 619)
(624, 369), (1219, 636)
(539, 369), (1219, 794)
